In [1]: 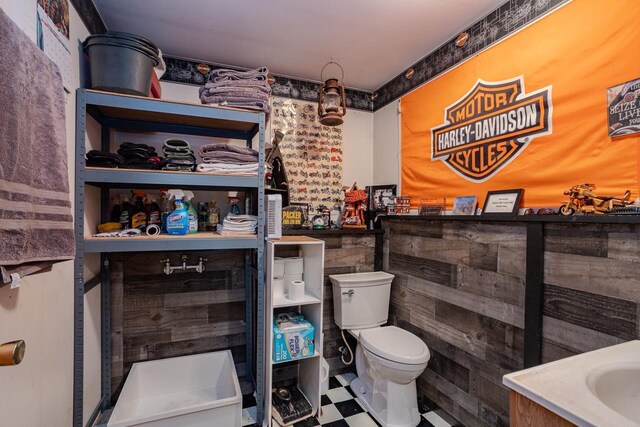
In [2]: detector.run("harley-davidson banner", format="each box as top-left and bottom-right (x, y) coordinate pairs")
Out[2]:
(431, 77), (552, 182)
(401, 0), (640, 208)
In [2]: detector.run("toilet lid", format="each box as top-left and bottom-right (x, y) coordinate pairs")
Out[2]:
(359, 326), (430, 365)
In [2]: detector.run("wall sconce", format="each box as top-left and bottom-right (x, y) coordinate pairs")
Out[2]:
(318, 61), (346, 126)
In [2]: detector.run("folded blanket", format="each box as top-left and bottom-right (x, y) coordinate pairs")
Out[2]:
(200, 142), (258, 157)
(0, 8), (74, 284)
(200, 95), (271, 113)
(202, 86), (271, 96)
(203, 79), (271, 89)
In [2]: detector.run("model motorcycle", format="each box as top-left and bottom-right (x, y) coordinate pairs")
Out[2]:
(559, 183), (631, 215)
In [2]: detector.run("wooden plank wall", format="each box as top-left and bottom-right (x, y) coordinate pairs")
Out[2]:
(108, 234), (375, 400)
(384, 219), (640, 427)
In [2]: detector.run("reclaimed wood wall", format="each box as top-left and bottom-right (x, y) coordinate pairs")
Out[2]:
(384, 218), (640, 427)
(108, 234), (375, 401)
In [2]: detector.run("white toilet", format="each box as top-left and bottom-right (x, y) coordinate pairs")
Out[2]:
(330, 272), (430, 427)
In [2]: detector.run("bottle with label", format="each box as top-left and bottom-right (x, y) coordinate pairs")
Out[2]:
(119, 194), (133, 229)
(148, 197), (161, 228)
(110, 195), (122, 223)
(184, 191), (198, 234)
(198, 202), (209, 232)
(166, 191), (189, 235)
(131, 190), (148, 231)
(208, 199), (220, 231)
(160, 190), (171, 233)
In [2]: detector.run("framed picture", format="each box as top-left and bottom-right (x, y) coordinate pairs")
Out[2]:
(452, 196), (477, 216)
(482, 189), (524, 216)
(367, 185), (397, 213)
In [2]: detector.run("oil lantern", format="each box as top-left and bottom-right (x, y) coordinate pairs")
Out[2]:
(318, 62), (346, 126)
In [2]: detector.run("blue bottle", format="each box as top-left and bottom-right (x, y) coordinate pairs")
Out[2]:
(166, 196), (189, 235)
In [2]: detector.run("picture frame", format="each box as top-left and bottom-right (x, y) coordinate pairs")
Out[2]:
(481, 189), (524, 216)
(366, 184), (397, 213)
(452, 196), (477, 216)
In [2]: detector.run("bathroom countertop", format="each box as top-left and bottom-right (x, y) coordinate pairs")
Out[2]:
(503, 340), (640, 427)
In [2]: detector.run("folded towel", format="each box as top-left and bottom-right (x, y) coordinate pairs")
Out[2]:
(86, 150), (126, 168)
(196, 163), (258, 175)
(220, 214), (258, 235)
(200, 95), (271, 114)
(0, 8), (74, 284)
(202, 86), (271, 97)
(209, 67), (269, 83)
(200, 142), (258, 157)
(203, 79), (271, 89)
(200, 151), (258, 164)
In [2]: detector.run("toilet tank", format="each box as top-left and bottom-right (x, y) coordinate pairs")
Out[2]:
(329, 272), (395, 330)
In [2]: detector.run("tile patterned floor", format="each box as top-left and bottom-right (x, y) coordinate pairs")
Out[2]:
(243, 373), (458, 427)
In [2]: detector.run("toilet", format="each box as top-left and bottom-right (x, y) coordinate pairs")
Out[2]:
(329, 272), (430, 427)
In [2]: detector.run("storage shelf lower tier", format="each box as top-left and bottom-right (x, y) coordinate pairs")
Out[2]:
(82, 232), (258, 252)
(273, 293), (322, 308)
(84, 167), (259, 189)
(273, 350), (321, 365)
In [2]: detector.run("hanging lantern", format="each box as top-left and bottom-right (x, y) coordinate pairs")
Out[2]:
(318, 61), (346, 126)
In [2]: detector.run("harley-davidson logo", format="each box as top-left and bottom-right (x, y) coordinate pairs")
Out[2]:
(431, 76), (552, 182)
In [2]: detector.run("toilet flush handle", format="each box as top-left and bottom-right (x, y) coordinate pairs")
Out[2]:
(342, 289), (354, 297)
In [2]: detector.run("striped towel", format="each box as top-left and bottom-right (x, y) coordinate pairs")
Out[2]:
(0, 8), (74, 285)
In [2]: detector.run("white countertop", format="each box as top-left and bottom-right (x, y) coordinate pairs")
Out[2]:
(503, 340), (640, 427)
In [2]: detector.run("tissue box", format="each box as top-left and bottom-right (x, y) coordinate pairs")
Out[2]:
(273, 312), (315, 363)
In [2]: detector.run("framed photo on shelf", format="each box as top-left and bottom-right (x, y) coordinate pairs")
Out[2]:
(366, 185), (397, 213)
(482, 189), (524, 216)
(452, 196), (477, 216)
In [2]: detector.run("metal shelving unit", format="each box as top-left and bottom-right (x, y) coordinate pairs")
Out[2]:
(73, 89), (266, 427)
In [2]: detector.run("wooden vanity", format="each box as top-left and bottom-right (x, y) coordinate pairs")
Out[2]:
(510, 391), (575, 427)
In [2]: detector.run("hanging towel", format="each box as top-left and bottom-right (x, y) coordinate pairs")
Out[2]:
(0, 8), (74, 285)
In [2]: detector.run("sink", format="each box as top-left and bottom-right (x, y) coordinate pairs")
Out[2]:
(587, 362), (640, 423)
(503, 340), (640, 427)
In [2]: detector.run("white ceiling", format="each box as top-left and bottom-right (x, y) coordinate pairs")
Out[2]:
(93, 0), (505, 91)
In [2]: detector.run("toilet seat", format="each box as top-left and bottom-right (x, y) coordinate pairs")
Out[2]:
(359, 326), (429, 365)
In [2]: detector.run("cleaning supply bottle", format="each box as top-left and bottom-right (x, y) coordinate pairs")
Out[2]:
(148, 196), (161, 228)
(198, 202), (209, 232)
(119, 194), (133, 229)
(208, 199), (220, 231)
(184, 191), (198, 234)
(110, 195), (122, 222)
(131, 190), (148, 231)
(160, 190), (171, 233)
(165, 189), (189, 235)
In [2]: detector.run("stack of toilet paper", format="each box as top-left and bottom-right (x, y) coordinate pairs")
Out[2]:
(272, 257), (304, 301)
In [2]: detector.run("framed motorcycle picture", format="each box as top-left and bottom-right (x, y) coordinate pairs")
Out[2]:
(481, 189), (523, 216)
(367, 185), (397, 213)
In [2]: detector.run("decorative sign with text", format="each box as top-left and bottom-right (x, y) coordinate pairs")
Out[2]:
(430, 76), (552, 183)
(607, 78), (640, 137)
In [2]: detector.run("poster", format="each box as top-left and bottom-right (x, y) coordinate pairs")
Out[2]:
(607, 78), (640, 137)
(401, 0), (640, 208)
(270, 97), (344, 214)
(37, 0), (71, 91)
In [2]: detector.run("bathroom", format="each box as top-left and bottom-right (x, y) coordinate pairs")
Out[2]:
(1, 0), (639, 426)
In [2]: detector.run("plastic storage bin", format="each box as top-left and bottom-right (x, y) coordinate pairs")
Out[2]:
(107, 350), (242, 427)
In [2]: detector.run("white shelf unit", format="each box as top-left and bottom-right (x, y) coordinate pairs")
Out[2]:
(264, 236), (325, 426)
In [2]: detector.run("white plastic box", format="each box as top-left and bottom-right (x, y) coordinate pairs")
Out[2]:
(108, 350), (242, 427)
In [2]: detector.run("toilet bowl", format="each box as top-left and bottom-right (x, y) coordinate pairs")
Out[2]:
(330, 272), (430, 427)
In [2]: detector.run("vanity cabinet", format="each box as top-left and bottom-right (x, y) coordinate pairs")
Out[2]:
(510, 391), (575, 427)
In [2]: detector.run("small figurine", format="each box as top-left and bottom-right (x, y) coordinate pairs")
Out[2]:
(341, 183), (368, 229)
(560, 183), (631, 215)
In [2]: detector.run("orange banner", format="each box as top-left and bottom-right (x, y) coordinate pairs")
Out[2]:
(401, 0), (640, 209)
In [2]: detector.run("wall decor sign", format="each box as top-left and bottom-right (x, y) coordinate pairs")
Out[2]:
(482, 189), (523, 216)
(430, 76), (552, 183)
(607, 78), (640, 137)
(452, 196), (477, 215)
(270, 97), (344, 213)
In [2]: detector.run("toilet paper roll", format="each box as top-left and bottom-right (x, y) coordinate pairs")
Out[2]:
(273, 257), (285, 279)
(273, 278), (285, 299)
(284, 257), (304, 275)
(288, 280), (305, 301)
(284, 273), (302, 291)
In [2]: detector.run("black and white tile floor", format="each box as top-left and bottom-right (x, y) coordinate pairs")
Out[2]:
(242, 372), (458, 427)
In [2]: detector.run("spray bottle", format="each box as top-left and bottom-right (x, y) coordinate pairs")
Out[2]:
(131, 190), (148, 230)
(184, 190), (198, 234)
(165, 189), (189, 235)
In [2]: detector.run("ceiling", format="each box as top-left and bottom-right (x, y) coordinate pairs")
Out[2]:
(93, 0), (506, 91)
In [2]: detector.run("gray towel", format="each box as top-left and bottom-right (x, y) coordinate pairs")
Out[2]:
(200, 143), (258, 157)
(200, 94), (271, 112)
(201, 151), (259, 164)
(203, 86), (271, 96)
(209, 67), (269, 83)
(0, 8), (74, 284)
(204, 79), (271, 89)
